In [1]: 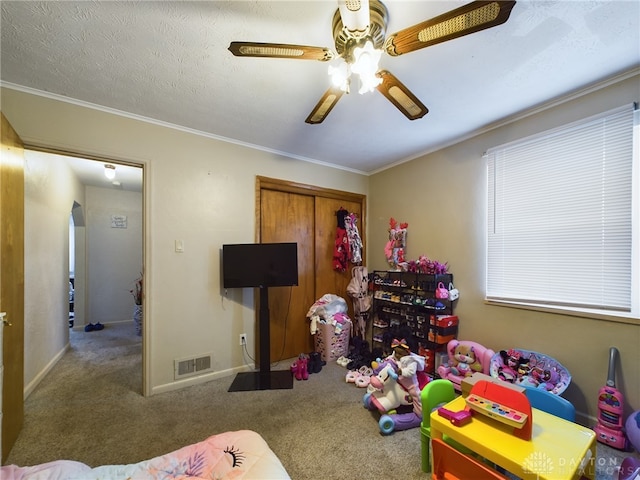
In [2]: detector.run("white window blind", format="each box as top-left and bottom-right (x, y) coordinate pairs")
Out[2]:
(487, 104), (636, 313)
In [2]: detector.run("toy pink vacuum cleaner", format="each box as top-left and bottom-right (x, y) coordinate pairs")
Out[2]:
(595, 347), (629, 450)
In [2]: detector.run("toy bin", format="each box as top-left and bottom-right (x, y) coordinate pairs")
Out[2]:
(418, 342), (447, 375)
(314, 320), (351, 362)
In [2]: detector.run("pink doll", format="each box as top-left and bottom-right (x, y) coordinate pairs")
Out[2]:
(385, 218), (408, 269)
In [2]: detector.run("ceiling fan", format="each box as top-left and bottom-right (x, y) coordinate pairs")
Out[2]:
(229, 0), (516, 124)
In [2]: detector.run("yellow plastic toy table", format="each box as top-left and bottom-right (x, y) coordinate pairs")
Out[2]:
(430, 396), (596, 480)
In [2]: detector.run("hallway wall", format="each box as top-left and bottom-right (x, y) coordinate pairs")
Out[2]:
(85, 186), (142, 324)
(23, 151), (84, 396)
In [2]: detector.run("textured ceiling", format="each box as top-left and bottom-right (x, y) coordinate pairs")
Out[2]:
(1, 1), (639, 174)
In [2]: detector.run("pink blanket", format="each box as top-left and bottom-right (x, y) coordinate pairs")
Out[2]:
(1, 430), (290, 480)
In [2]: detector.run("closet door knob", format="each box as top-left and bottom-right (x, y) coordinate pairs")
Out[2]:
(0, 312), (11, 327)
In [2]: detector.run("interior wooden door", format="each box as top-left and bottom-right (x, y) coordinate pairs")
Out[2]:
(1, 112), (25, 462)
(258, 177), (366, 362)
(260, 189), (316, 360)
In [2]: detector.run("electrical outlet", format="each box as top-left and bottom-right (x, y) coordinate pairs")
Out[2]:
(239, 333), (247, 346)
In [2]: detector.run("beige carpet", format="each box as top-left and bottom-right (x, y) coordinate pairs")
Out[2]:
(6, 322), (638, 479)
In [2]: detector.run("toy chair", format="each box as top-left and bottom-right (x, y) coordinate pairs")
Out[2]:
(618, 457), (640, 480)
(523, 385), (575, 422)
(420, 379), (473, 472)
(489, 348), (571, 395)
(431, 438), (508, 480)
(437, 340), (496, 392)
(626, 410), (640, 452)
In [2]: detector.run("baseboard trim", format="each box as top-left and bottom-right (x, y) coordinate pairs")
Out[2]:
(151, 364), (255, 396)
(24, 342), (70, 400)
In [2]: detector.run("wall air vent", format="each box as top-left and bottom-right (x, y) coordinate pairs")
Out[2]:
(174, 353), (213, 380)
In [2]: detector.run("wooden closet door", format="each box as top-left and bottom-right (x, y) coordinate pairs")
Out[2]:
(260, 189), (316, 360)
(314, 197), (363, 307)
(258, 177), (366, 363)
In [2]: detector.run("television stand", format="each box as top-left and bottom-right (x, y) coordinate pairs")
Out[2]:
(228, 286), (293, 392)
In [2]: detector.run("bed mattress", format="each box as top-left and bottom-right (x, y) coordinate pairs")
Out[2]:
(1, 429), (290, 480)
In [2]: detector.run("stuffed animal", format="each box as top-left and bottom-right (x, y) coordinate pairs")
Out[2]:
(448, 341), (482, 378)
(437, 340), (495, 392)
(497, 349), (527, 383)
(532, 367), (560, 391)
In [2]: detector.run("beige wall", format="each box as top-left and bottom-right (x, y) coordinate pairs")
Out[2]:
(1, 87), (369, 396)
(369, 72), (640, 424)
(23, 150), (84, 397)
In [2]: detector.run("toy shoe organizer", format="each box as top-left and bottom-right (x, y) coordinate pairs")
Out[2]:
(370, 270), (458, 376)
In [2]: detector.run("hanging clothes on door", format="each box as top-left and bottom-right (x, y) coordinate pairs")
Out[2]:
(345, 212), (363, 264)
(333, 208), (349, 272)
(346, 265), (371, 338)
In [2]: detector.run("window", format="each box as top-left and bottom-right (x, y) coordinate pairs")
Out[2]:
(487, 104), (638, 319)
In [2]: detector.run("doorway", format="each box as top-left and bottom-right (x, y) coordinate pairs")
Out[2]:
(23, 149), (144, 391)
(69, 212), (75, 328)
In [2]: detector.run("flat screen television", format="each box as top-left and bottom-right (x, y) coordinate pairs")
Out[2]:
(222, 242), (299, 288)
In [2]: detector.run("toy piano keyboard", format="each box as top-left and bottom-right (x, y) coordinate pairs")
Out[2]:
(465, 379), (533, 440)
(466, 394), (528, 428)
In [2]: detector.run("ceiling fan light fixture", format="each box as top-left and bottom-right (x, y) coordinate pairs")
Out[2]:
(357, 71), (382, 94)
(338, 0), (371, 36)
(230, 0), (516, 123)
(351, 40), (382, 94)
(328, 61), (350, 92)
(104, 164), (116, 180)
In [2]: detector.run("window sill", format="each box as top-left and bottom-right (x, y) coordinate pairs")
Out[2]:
(484, 299), (640, 326)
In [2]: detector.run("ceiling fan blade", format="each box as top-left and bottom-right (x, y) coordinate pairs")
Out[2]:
(228, 42), (334, 61)
(305, 87), (345, 124)
(385, 0), (516, 56)
(338, 0), (370, 35)
(376, 70), (428, 121)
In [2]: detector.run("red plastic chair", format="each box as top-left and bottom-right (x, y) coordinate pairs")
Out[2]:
(431, 438), (508, 480)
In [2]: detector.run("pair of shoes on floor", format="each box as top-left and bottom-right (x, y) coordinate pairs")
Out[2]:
(307, 351), (325, 374)
(84, 322), (104, 332)
(291, 354), (309, 381)
(346, 355), (369, 371)
(336, 356), (351, 367)
(345, 366), (373, 388)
